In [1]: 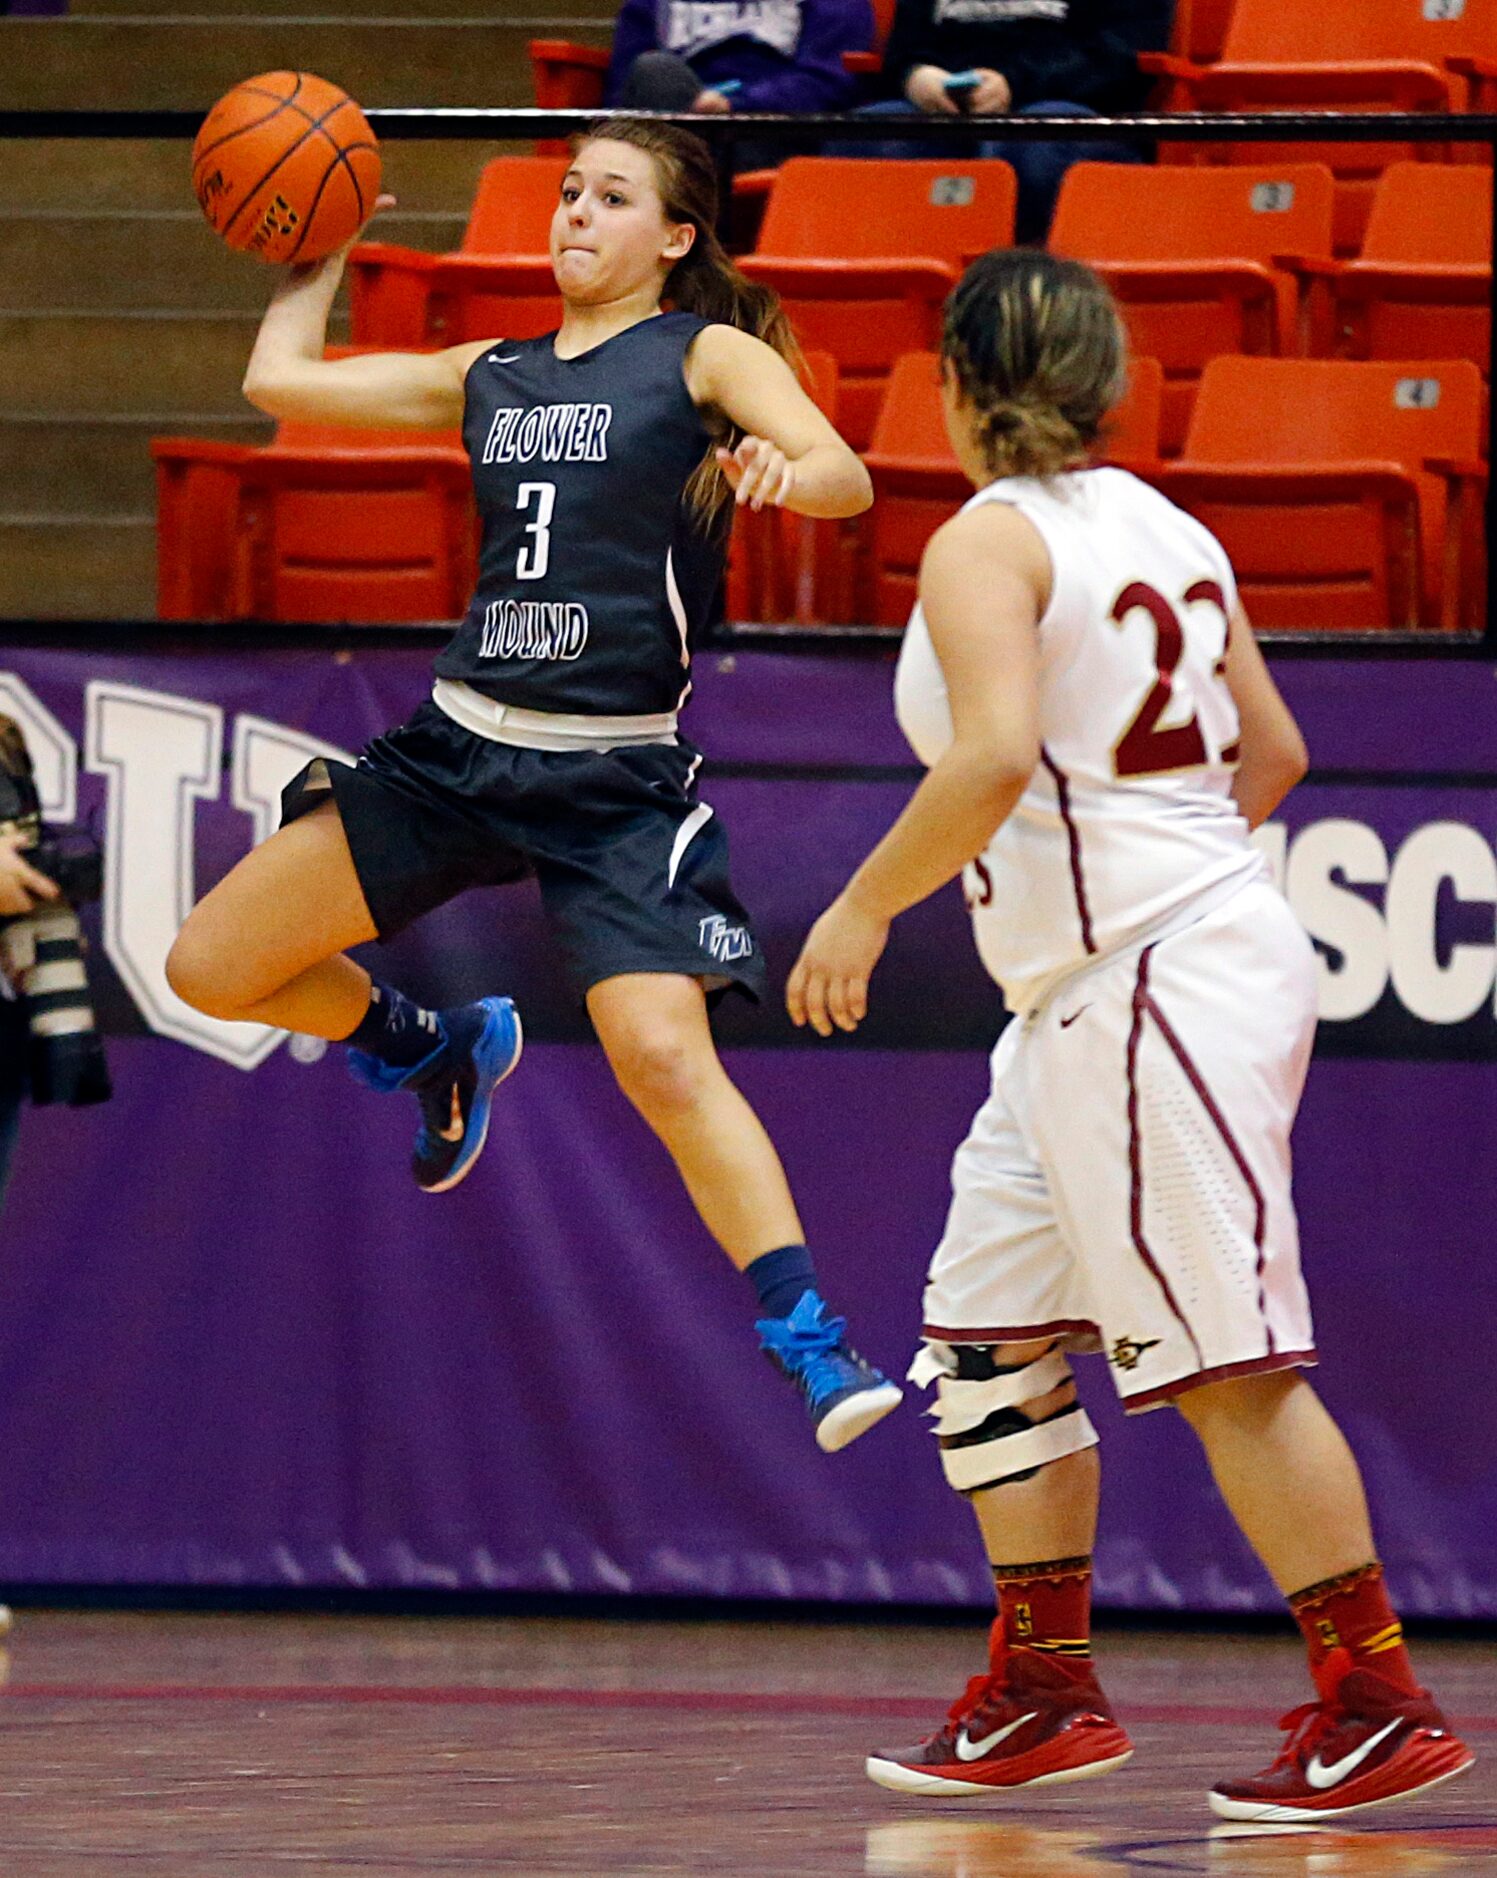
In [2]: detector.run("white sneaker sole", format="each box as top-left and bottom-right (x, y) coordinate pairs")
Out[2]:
(865, 1747), (1133, 1796)
(816, 1381), (903, 1453)
(1207, 1755), (1472, 1823)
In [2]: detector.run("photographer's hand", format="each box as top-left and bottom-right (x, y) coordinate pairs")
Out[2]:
(0, 833), (59, 917)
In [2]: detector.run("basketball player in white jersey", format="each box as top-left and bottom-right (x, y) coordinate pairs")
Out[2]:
(789, 251), (1473, 1820)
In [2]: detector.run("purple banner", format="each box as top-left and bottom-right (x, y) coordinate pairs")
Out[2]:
(0, 639), (1492, 1614)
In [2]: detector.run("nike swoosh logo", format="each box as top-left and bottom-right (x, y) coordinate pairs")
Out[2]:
(1059, 1004), (1092, 1029)
(437, 1088), (464, 1143)
(954, 1711), (1037, 1762)
(1306, 1718), (1403, 1789)
(490, 353), (522, 364)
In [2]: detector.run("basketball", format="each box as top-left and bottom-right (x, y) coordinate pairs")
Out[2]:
(192, 70), (381, 265)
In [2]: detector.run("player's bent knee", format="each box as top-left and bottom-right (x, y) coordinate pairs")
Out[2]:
(164, 926), (238, 1019)
(164, 918), (271, 1022)
(909, 1338), (1099, 1494)
(604, 1026), (712, 1119)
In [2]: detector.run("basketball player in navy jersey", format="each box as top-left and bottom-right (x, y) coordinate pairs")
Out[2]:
(167, 117), (901, 1452)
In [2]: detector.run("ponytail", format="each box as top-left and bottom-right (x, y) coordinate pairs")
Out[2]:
(666, 229), (801, 366)
(669, 231), (803, 520)
(942, 250), (1127, 481)
(575, 116), (803, 519)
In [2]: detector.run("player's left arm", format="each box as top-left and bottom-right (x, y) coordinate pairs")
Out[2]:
(788, 503), (1046, 1036)
(1221, 602), (1309, 829)
(685, 324), (873, 518)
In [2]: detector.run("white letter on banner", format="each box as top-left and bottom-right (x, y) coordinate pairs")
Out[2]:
(0, 672), (77, 821)
(84, 682), (281, 1070)
(230, 715), (354, 849)
(1384, 822), (1497, 1025)
(1285, 819), (1390, 1021)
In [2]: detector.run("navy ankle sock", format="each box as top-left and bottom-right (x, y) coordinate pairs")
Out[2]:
(346, 984), (446, 1072)
(747, 1244), (819, 1321)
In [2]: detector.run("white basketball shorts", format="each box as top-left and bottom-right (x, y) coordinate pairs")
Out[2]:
(922, 879), (1320, 1411)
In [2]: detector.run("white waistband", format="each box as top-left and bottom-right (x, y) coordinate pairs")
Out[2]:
(1015, 860), (1268, 1020)
(432, 680), (679, 753)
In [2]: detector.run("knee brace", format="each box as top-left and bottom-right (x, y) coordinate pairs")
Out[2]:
(909, 1340), (1099, 1495)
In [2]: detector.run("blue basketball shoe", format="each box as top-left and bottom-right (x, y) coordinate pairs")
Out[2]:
(348, 995), (523, 1194)
(757, 1290), (902, 1452)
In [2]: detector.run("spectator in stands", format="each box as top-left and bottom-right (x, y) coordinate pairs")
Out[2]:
(605, 0), (874, 120)
(832, 0), (1173, 240)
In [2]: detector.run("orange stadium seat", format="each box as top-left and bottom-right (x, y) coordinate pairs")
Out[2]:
(1153, 356), (1486, 632)
(843, 0), (896, 78)
(1168, 0), (1236, 65)
(153, 411), (474, 625)
(348, 157), (566, 347)
(726, 351), (854, 625)
(1326, 161), (1492, 375)
(739, 158), (1017, 450)
(1049, 162), (1336, 453)
(1107, 355), (1167, 471)
(861, 353), (966, 624)
(861, 352), (1165, 625)
(529, 38), (611, 110)
(1145, 0), (1497, 252)
(730, 0), (899, 223)
(529, 38), (610, 156)
(1154, 0), (1497, 106)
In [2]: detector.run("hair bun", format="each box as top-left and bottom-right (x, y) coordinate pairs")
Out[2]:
(942, 249), (1126, 480)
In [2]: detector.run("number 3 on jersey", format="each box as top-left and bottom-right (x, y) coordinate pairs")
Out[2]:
(516, 481), (556, 581)
(1109, 579), (1230, 779)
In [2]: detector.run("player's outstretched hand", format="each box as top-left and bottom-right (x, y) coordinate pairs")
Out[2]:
(283, 193), (398, 289)
(787, 893), (889, 1038)
(717, 436), (795, 511)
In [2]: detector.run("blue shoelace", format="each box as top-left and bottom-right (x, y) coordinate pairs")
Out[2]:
(758, 1294), (860, 1408)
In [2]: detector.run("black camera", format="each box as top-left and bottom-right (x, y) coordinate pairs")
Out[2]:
(0, 714), (111, 1109)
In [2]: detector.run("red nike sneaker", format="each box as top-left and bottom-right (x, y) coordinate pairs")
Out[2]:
(865, 1622), (1133, 1796)
(1209, 1647), (1475, 1822)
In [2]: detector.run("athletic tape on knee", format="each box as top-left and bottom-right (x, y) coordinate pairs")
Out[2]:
(910, 1340), (1098, 1493)
(927, 1351), (1073, 1434)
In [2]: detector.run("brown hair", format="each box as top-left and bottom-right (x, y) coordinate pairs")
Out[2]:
(941, 249), (1128, 481)
(573, 115), (802, 517)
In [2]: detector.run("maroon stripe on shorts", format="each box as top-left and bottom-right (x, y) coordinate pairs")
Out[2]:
(922, 1317), (1100, 1344)
(1127, 948), (1205, 1367)
(1141, 981), (1274, 1353)
(1124, 1348), (1318, 1413)
(1039, 746), (1095, 955)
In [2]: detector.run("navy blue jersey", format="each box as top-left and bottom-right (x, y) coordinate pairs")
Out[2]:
(435, 311), (728, 717)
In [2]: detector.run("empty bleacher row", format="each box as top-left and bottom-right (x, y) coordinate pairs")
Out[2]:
(154, 150), (1493, 634)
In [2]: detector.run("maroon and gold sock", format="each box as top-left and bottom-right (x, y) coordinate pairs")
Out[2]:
(1288, 1562), (1421, 1696)
(991, 1556), (1094, 1670)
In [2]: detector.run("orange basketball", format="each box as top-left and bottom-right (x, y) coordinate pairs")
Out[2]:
(192, 71), (381, 265)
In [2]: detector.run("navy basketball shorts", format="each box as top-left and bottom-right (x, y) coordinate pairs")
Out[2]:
(280, 699), (767, 1005)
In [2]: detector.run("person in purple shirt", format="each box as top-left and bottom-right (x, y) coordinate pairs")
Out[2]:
(606, 0), (874, 124)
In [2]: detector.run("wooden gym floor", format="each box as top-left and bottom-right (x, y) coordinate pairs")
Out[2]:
(0, 1611), (1489, 1874)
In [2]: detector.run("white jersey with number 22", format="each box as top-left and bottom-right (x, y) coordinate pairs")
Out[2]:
(895, 467), (1265, 1014)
